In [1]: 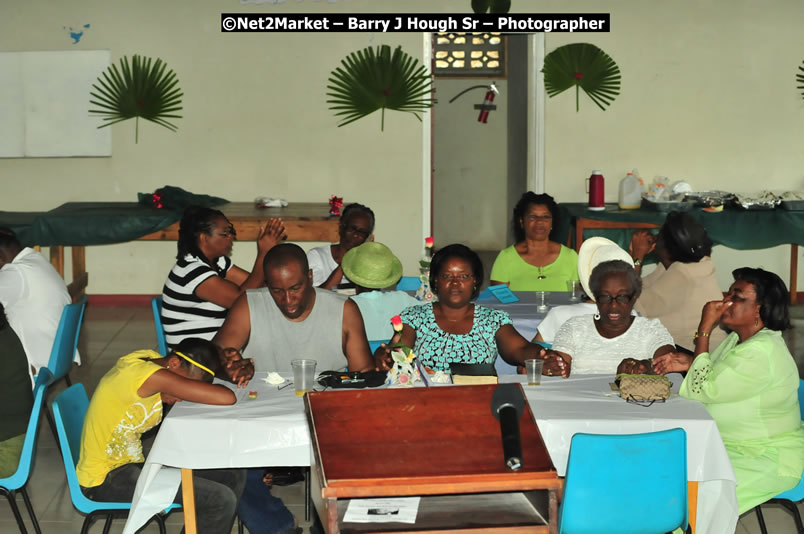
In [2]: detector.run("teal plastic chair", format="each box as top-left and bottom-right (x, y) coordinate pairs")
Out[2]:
(559, 429), (688, 534)
(753, 378), (804, 534)
(52, 384), (179, 534)
(0, 368), (51, 534)
(46, 295), (87, 387)
(396, 276), (421, 291)
(369, 340), (389, 353)
(152, 296), (168, 356)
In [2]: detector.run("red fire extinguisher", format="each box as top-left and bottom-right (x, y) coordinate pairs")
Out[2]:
(477, 83), (499, 123)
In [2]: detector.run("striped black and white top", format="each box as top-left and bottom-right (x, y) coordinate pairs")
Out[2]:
(161, 254), (233, 348)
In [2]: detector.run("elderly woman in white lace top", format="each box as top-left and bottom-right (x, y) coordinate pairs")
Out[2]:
(541, 260), (675, 377)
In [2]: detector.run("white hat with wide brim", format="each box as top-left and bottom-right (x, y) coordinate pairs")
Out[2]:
(577, 237), (634, 301)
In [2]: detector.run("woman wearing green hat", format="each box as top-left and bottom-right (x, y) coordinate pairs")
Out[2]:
(342, 242), (421, 341)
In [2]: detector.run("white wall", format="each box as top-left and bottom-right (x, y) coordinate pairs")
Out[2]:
(2, 0), (802, 294)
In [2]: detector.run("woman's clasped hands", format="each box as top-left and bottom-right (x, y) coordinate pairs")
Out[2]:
(541, 349), (570, 378)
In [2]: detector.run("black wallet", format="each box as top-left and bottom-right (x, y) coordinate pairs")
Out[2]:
(316, 370), (387, 389)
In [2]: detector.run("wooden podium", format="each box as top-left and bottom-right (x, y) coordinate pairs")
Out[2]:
(304, 385), (562, 533)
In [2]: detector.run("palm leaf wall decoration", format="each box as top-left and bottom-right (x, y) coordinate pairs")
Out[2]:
(797, 59), (804, 100)
(89, 54), (183, 143)
(327, 45), (434, 131)
(542, 43), (621, 112)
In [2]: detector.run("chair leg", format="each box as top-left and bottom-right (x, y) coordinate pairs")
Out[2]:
(65, 373), (72, 387)
(776, 500), (804, 534)
(101, 513), (114, 534)
(755, 505), (769, 534)
(305, 466), (311, 521)
(80, 515), (94, 534)
(20, 488), (42, 534)
(2, 489), (30, 534)
(153, 513), (167, 534)
(238, 517), (245, 534)
(45, 406), (60, 445)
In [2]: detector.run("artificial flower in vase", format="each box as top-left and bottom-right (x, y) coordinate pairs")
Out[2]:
(415, 236), (435, 302)
(385, 316), (419, 386)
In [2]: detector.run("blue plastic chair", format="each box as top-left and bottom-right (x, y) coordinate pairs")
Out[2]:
(46, 295), (87, 387)
(559, 429), (688, 534)
(52, 384), (179, 534)
(396, 276), (421, 291)
(152, 296), (168, 356)
(0, 369), (51, 534)
(369, 340), (389, 353)
(753, 378), (804, 533)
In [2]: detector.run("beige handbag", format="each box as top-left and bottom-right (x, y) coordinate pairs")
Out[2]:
(616, 374), (672, 403)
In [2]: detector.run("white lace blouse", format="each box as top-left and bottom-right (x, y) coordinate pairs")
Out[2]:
(551, 315), (674, 375)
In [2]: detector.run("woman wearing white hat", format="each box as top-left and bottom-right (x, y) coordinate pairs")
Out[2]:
(542, 253), (675, 377)
(534, 237), (636, 345)
(341, 242), (420, 341)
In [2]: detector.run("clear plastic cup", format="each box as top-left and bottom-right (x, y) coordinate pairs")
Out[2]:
(525, 359), (544, 386)
(291, 359), (317, 397)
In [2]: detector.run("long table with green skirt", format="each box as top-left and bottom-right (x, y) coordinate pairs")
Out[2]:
(560, 203), (803, 304)
(0, 202), (339, 292)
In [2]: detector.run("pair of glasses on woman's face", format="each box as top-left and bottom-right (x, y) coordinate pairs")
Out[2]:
(596, 293), (635, 305)
(214, 228), (237, 239)
(439, 273), (474, 283)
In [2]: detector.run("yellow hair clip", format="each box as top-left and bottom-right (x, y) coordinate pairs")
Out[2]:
(174, 351), (214, 376)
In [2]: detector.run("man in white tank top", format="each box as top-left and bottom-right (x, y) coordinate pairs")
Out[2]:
(213, 243), (377, 382)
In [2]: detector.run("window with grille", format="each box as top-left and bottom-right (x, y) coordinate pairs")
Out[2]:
(433, 32), (506, 78)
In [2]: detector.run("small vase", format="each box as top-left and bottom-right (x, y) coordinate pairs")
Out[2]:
(415, 267), (434, 302)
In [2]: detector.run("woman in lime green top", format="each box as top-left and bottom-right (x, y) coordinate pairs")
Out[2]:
(490, 192), (578, 291)
(654, 268), (804, 513)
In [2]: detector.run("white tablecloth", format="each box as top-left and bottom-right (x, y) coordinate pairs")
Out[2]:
(123, 373), (738, 534)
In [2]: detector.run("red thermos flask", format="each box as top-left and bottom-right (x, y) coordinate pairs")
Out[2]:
(586, 170), (605, 211)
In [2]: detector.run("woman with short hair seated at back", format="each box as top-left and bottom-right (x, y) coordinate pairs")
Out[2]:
(629, 210), (725, 352)
(0, 303), (33, 479)
(490, 192), (579, 291)
(386, 244), (545, 372)
(161, 206), (285, 348)
(542, 259), (676, 377)
(653, 268), (804, 514)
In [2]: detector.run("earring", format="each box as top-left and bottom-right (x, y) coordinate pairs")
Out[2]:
(594, 313), (601, 321)
(755, 317), (759, 327)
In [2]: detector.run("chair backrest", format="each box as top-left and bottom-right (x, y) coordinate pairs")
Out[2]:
(52, 384), (130, 512)
(0, 368), (51, 490)
(396, 276), (421, 291)
(798, 379), (804, 421)
(368, 340), (389, 354)
(46, 295), (87, 381)
(152, 296), (168, 356)
(559, 428), (688, 534)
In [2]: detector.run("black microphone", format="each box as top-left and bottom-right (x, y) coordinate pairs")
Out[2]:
(491, 383), (525, 470)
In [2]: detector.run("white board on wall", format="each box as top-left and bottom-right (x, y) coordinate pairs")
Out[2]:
(0, 50), (112, 158)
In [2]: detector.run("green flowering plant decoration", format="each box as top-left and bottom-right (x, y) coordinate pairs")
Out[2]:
(89, 54), (183, 143)
(327, 44), (434, 131)
(797, 59), (804, 100)
(542, 43), (621, 112)
(471, 0), (511, 13)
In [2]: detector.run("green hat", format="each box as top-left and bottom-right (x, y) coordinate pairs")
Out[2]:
(341, 242), (403, 289)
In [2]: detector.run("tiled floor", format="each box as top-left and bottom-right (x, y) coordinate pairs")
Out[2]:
(2, 304), (803, 533)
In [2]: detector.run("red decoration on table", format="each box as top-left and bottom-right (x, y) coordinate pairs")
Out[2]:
(329, 195), (343, 217)
(149, 193), (164, 209)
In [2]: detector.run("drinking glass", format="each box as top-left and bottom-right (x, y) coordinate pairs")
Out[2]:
(525, 359), (544, 386)
(291, 359), (317, 397)
(536, 291), (550, 313)
(567, 280), (581, 302)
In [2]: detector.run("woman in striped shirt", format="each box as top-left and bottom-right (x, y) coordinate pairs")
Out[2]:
(161, 206), (285, 348)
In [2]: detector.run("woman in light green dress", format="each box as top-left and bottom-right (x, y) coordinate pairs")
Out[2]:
(654, 267), (804, 513)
